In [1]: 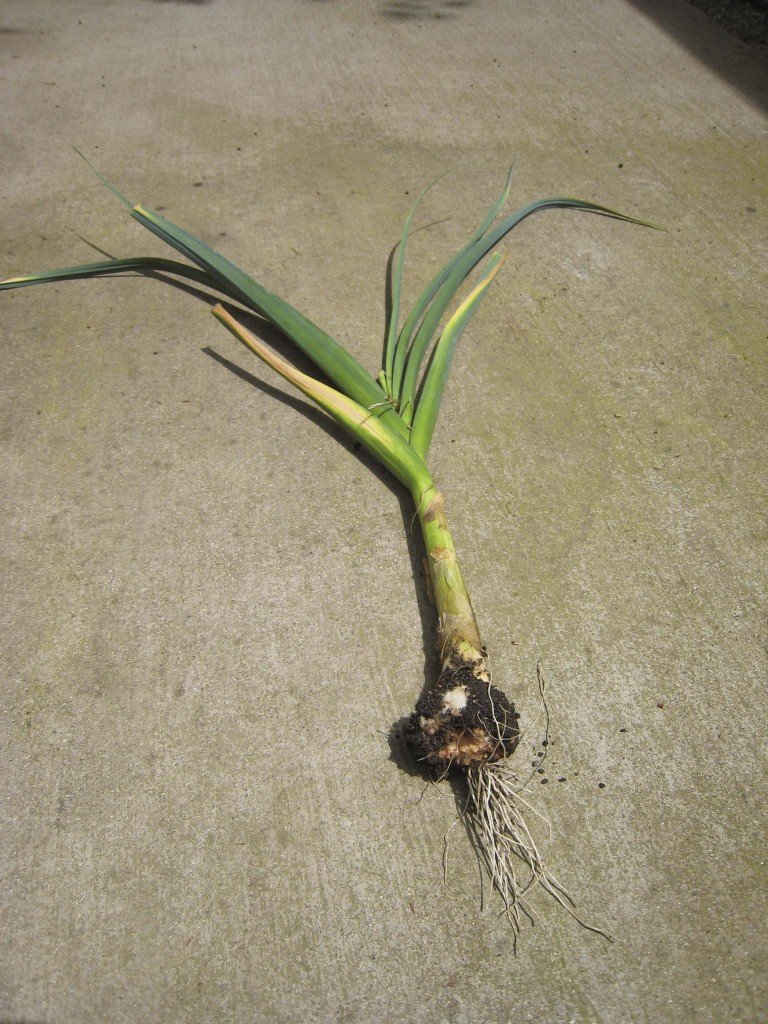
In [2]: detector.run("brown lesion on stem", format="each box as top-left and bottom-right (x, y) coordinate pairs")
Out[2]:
(405, 488), (520, 773)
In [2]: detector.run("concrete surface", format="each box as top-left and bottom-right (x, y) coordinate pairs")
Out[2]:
(1, 1), (766, 1022)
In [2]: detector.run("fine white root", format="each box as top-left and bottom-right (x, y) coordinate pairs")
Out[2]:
(464, 760), (612, 942)
(409, 651), (610, 945)
(458, 666), (612, 945)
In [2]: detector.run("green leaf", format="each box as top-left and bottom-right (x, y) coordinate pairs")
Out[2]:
(212, 304), (433, 494)
(131, 205), (410, 440)
(409, 252), (505, 459)
(398, 196), (660, 424)
(0, 256), (230, 294)
(383, 167), (456, 399)
(72, 147), (133, 209)
(390, 163), (516, 404)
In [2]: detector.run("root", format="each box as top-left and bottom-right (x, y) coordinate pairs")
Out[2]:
(404, 652), (610, 945)
(458, 669), (612, 946)
(463, 759), (611, 945)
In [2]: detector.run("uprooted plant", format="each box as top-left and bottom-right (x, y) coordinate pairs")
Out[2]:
(1, 156), (657, 940)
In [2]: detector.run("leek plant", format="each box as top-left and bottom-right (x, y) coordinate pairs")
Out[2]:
(1, 159), (655, 937)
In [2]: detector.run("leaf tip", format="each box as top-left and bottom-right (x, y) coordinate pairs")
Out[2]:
(72, 147), (133, 209)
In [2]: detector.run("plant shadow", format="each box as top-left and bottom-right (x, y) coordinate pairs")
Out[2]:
(202, 301), (445, 740)
(90, 256), (449, 783)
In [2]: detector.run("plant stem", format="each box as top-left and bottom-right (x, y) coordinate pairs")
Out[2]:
(405, 485), (520, 773)
(415, 487), (484, 661)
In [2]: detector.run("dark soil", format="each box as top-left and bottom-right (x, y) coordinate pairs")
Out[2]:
(404, 664), (520, 773)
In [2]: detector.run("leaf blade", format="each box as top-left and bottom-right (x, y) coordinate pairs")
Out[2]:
(131, 204), (410, 438)
(0, 256), (228, 294)
(390, 162), (516, 403)
(398, 196), (660, 422)
(212, 304), (433, 493)
(409, 253), (505, 459)
(384, 167), (456, 398)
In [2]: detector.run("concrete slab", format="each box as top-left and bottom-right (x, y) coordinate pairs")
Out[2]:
(1, 1), (766, 1021)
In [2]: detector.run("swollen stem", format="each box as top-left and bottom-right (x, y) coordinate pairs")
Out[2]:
(404, 486), (520, 773)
